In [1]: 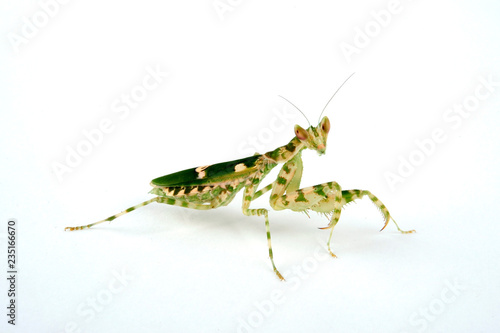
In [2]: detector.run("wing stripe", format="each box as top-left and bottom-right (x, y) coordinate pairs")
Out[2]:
(151, 155), (261, 187)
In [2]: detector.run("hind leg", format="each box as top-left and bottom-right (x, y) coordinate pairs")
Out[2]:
(65, 196), (221, 231)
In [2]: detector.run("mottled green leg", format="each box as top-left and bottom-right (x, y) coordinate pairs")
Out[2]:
(65, 197), (159, 231)
(341, 189), (415, 234)
(266, 154), (339, 257)
(312, 189), (415, 256)
(267, 153), (414, 257)
(252, 182), (274, 200)
(271, 180), (343, 257)
(313, 183), (344, 257)
(242, 179), (284, 281)
(65, 195), (220, 231)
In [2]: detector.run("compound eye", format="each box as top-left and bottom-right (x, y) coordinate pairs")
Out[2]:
(321, 117), (330, 133)
(294, 125), (309, 141)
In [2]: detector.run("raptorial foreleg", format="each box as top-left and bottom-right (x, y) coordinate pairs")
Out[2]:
(311, 189), (415, 256)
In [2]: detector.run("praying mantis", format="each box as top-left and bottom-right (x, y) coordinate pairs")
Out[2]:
(65, 75), (415, 280)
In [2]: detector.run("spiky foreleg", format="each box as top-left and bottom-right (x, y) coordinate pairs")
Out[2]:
(311, 189), (415, 256)
(341, 190), (415, 233)
(299, 182), (343, 257)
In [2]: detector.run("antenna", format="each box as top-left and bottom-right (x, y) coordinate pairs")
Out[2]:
(278, 95), (311, 127)
(317, 73), (355, 122)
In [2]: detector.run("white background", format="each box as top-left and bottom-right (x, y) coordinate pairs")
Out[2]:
(1, 1), (500, 332)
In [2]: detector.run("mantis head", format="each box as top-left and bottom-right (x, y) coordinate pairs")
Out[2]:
(294, 116), (330, 155)
(280, 74), (354, 156)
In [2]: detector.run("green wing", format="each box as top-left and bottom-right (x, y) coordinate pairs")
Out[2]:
(151, 155), (262, 186)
